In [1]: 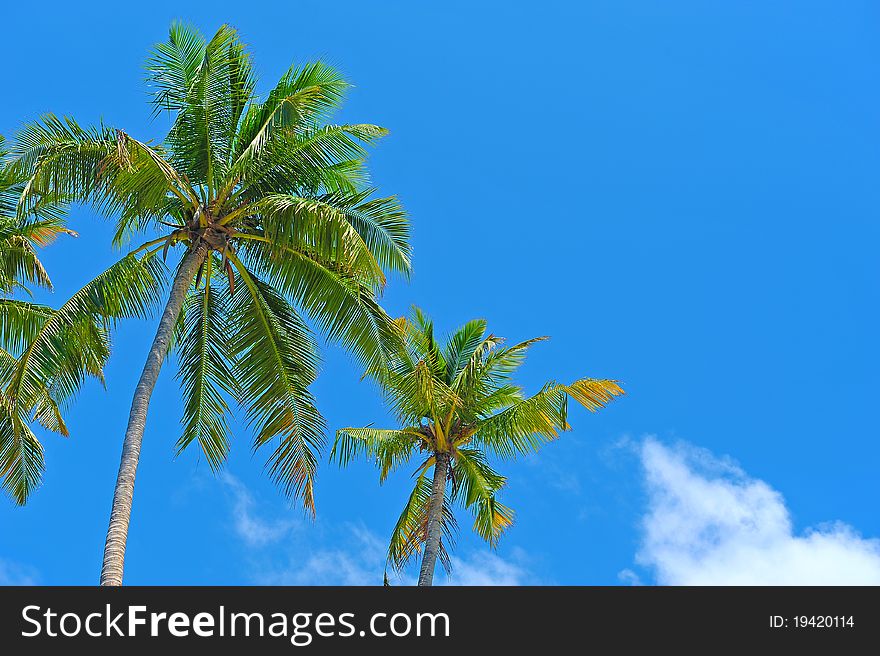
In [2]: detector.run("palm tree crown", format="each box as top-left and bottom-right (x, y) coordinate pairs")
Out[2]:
(333, 308), (624, 585)
(9, 22), (410, 583)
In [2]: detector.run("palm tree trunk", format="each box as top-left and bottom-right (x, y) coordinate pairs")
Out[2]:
(99, 245), (208, 586)
(417, 451), (450, 587)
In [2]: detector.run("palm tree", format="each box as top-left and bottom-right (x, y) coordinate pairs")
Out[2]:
(11, 23), (410, 585)
(0, 136), (128, 505)
(332, 308), (624, 586)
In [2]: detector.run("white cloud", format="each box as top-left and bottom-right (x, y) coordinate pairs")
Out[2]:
(0, 559), (38, 585)
(631, 438), (880, 585)
(222, 473), (300, 547)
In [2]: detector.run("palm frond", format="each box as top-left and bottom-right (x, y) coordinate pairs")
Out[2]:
(227, 253), (323, 514)
(4, 252), (166, 418)
(450, 448), (513, 546)
(472, 379), (624, 459)
(239, 235), (401, 377)
(229, 61), (351, 183)
(164, 24), (255, 193)
(450, 447), (507, 507)
(249, 193), (387, 288)
(233, 123), (387, 201)
(331, 427), (420, 483)
(0, 401), (44, 504)
(442, 318), (487, 384)
(12, 115), (197, 239)
(387, 474), (457, 573)
(145, 22), (207, 115)
(470, 494), (515, 547)
(174, 259), (238, 469)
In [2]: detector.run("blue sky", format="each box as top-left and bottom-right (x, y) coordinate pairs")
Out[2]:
(2, 1), (879, 585)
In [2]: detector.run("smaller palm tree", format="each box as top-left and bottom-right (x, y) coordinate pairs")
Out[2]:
(332, 307), (624, 586)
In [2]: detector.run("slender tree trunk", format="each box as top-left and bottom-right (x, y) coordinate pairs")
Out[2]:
(417, 451), (450, 587)
(99, 245), (208, 586)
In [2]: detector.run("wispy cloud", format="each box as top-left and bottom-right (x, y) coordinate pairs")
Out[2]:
(259, 538), (536, 586)
(222, 473), (300, 547)
(0, 559), (39, 586)
(443, 549), (535, 586)
(628, 438), (880, 585)
(222, 474), (537, 586)
(617, 568), (642, 586)
(256, 524), (389, 586)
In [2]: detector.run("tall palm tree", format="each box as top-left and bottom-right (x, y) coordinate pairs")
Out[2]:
(333, 308), (624, 586)
(0, 136), (133, 505)
(11, 23), (410, 585)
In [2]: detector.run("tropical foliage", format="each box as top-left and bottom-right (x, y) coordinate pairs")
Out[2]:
(333, 308), (624, 585)
(0, 136), (132, 504)
(8, 22), (410, 584)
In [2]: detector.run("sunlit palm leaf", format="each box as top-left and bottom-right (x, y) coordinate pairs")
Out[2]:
(387, 474), (457, 573)
(0, 402), (44, 504)
(331, 427), (421, 483)
(227, 254), (323, 513)
(175, 260), (239, 469)
(472, 379), (624, 459)
(240, 236), (401, 377)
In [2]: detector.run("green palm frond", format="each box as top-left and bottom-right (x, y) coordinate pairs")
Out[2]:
(479, 336), (551, 387)
(0, 300), (55, 354)
(175, 259), (239, 469)
(331, 427), (421, 483)
(5, 255), (162, 401)
(442, 318), (488, 384)
(0, 401), (45, 504)
(0, 215), (77, 292)
(333, 191), (410, 276)
(387, 474), (457, 573)
(251, 193), (387, 287)
(230, 61), (350, 180)
(450, 332), (506, 403)
(227, 254), (323, 514)
(235, 123), (387, 201)
(0, 252), (165, 501)
(470, 384), (523, 418)
(0, 139), (110, 504)
(146, 22), (209, 115)
(0, 346), (71, 502)
(240, 235), (401, 377)
(12, 115), (198, 240)
(450, 447), (506, 508)
(164, 24), (255, 193)
(450, 448), (513, 546)
(0, 154), (76, 293)
(407, 307), (446, 377)
(382, 359), (461, 427)
(472, 378), (624, 459)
